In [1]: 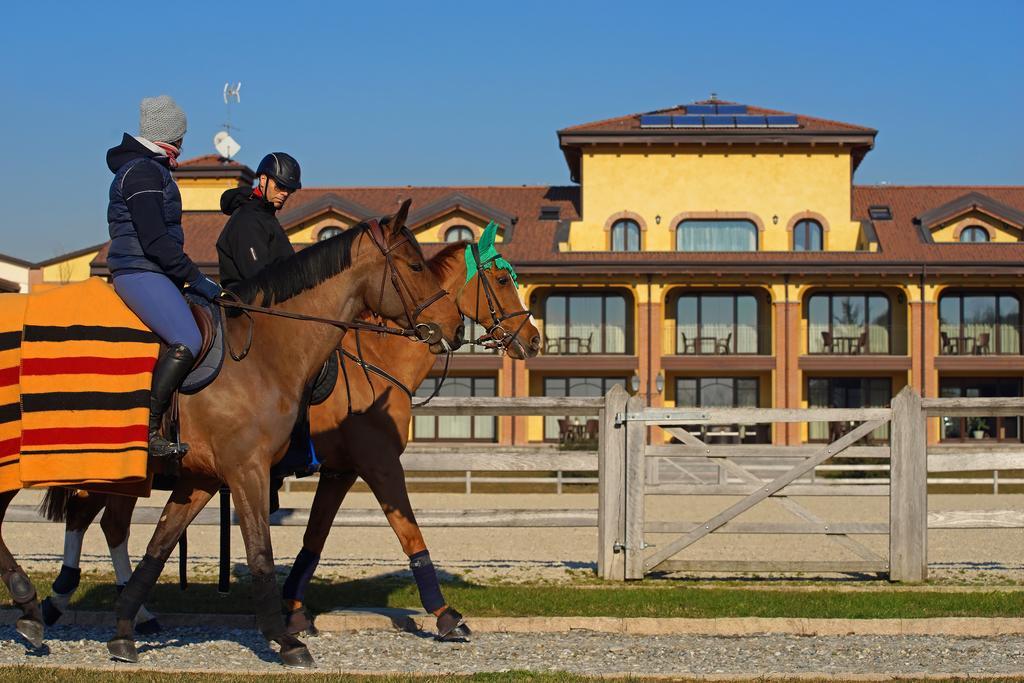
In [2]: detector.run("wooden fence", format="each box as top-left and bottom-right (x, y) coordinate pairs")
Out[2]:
(599, 386), (1024, 581)
(9, 390), (1022, 583)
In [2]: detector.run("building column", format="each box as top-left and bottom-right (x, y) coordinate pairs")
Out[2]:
(773, 300), (801, 445)
(910, 300), (939, 444)
(502, 353), (530, 445)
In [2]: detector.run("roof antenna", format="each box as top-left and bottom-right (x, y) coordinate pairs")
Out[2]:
(214, 82), (242, 160)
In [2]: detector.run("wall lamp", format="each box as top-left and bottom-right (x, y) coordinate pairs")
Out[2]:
(772, 214), (779, 225)
(655, 214), (662, 225)
(630, 374), (641, 393)
(655, 371), (665, 394)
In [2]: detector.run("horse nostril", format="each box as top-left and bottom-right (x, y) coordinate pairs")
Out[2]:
(454, 324), (465, 347)
(530, 335), (541, 349)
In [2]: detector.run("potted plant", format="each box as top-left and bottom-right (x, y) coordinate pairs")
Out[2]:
(968, 417), (988, 440)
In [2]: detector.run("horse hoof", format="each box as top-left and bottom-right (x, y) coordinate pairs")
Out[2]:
(435, 607), (470, 642)
(15, 617), (44, 649)
(135, 618), (162, 636)
(285, 608), (318, 637)
(41, 598), (63, 627)
(280, 643), (315, 669)
(107, 637), (139, 663)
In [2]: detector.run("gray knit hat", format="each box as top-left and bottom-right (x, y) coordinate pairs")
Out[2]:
(139, 95), (187, 143)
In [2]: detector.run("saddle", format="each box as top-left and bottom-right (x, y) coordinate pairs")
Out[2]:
(179, 298), (225, 395)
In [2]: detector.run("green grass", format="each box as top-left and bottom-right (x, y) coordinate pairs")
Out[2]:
(22, 571), (1024, 620)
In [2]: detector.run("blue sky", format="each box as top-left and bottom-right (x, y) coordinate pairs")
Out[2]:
(1, 0), (1021, 261)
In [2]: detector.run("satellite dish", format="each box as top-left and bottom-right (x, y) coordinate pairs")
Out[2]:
(213, 131), (241, 159)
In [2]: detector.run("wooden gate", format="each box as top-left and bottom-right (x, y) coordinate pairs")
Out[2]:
(598, 386), (926, 581)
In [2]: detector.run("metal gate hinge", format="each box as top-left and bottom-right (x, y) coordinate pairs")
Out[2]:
(612, 542), (626, 553)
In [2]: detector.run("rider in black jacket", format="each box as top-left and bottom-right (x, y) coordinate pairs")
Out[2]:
(216, 153), (301, 290)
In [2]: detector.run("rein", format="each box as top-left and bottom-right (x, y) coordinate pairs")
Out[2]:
(215, 219), (448, 361)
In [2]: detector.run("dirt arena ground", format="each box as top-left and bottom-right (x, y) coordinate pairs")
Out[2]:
(4, 490), (1022, 584)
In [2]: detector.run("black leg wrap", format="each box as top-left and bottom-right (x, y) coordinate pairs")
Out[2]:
(115, 554), (165, 622)
(251, 571), (287, 641)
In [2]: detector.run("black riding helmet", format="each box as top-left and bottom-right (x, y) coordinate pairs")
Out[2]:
(255, 152), (302, 191)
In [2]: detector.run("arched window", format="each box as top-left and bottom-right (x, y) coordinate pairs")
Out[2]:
(318, 226), (343, 241)
(676, 219), (757, 252)
(793, 219), (823, 251)
(445, 225), (474, 242)
(960, 225), (990, 243)
(610, 219), (641, 251)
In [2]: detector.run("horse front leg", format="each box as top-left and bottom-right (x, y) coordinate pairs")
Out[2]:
(362, 458), (471, 642)
(227, 465), (314, 669)
(0, 490), (44, 648)
(100, 494), (160, 634)
(106, 476), (217, 663)
(282, 469), (358, 636)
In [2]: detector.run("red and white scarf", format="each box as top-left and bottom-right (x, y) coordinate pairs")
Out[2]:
(134, 136), (181, 168)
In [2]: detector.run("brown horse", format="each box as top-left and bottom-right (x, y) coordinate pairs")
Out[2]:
(281, 234), (539, 639)
(37, 230), (539, 644)
(1, 201), (465, 667)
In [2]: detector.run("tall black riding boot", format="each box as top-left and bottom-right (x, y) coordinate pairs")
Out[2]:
(149, 343), (195, 460)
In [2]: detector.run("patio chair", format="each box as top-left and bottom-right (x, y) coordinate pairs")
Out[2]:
(557, 418), (572, 444)
(577, 332), (593, 354)
(715, 332), (733, 355)
(585, 419), (599, 440)
(851, 331), (868, 354)
(544, 337), (561, 355)
(973, 332), (991, 355)
(820, 330), (836, 353)
(940, 331), (954, 355)
(680, 332), (697, 354)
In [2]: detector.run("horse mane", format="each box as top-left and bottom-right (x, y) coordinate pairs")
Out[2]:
(428, 240), (468, 281)
(229, 223), (365, 307)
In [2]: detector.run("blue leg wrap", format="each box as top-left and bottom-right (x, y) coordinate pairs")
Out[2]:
(282, 548), (320, 602)
(52, 565), (81, 594)
(409, 550), (446, 614)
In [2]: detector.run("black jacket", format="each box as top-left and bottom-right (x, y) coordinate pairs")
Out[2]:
(216, 187), (296, 289)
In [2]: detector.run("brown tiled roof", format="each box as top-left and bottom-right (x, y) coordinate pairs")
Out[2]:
(91, 186), (581, 271)
(176, 154), (247, 169)
(89, 183), (1024, 277)
(559, 100), (876, 135)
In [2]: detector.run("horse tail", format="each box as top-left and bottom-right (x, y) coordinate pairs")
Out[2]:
(39, 487), (72, 523)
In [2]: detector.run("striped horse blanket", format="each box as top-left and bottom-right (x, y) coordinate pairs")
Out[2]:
(0, 278), (159, 493)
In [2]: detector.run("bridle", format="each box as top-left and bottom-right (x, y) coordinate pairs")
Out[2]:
(461, 242), (533, 357)
(337, 240), (532, 410)
(216, 218), (450, 361)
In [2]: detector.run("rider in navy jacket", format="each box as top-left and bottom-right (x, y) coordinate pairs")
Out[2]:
(107, 96), (222, 460)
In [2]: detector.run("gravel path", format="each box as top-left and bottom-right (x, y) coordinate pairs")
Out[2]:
(0, 625), (1022, 677)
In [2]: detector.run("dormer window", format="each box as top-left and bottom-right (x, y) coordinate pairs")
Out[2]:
(676, 219), (757, 252)
(317, 226), (344, 241)
(445, 225), (474, 242)
(959, 225), (990, 243)
(868, 206), (892, 221)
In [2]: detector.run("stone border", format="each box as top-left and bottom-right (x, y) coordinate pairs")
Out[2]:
(10, 607), (1022, 637)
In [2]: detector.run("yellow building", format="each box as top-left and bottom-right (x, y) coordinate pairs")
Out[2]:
(43, 101), (1024, 448)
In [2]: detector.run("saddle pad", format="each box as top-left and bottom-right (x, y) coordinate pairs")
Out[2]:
(309, 351), (339, 406)
(180, 299), (225, 395)
(17, 278), (158, 489)
(0, 294), (28, 493)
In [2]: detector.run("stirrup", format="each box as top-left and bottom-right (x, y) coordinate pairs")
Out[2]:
(149, 432), (189, 460)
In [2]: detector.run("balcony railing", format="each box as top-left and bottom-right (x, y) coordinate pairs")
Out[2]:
(664, 322), (772, 355)
(938, 324), (1023, 356)
(807, 324), (907, 355)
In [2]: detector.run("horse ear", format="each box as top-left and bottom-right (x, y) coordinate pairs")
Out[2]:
(391, 199), (412, 237)
(479, 221), (498, 252)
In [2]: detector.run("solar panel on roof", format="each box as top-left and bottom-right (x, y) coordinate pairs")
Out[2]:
(702, 115), (735, 127)
(766, 115), (799, 128)
(716, 104), (747, 115)
(640, 115), (673, 128)
(686, 104), (716, 115)
(734, 115), (767, 128)
(672, 115), (703, 128)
